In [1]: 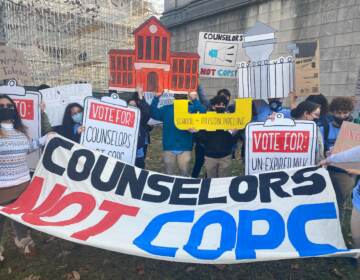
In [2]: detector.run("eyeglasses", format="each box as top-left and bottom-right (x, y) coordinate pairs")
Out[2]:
(0, 104), (15, 109)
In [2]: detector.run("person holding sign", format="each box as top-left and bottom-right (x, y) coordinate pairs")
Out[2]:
(197, 95), (240, 178)
(60, 103), (84, 143)
(151, 92), (206, 176)
(128, 90), (151, 169)
(320, 145), (360, 265)
(322, 97), (355, 216)
(0, 95), (50, 261)
(291, 100), (324, 163)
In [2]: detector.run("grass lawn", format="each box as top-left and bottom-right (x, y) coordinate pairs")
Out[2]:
(0, 126), (359, 279)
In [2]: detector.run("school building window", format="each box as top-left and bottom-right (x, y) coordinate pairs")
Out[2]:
(171, 58), (198, 91)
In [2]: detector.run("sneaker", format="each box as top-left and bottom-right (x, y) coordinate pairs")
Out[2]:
(14, 236), (36, 256)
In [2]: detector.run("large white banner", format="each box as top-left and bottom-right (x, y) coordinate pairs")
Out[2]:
(81, 97), (140, 164)
(198, 32), (243, 79)
(40, 84), (92, 126)
(0, 135), (359, 264)
(0, 81), (41, 171)
(245, 114), (317, 175)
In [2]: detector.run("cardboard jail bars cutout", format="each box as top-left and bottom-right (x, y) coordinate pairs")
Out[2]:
(174, 99), (253, 131)
(80, 96), (140, 165)
(238, 22), (294, 99)
(1, 134), (359, 264)
(40, 83), (92, 127)
(197, 32), (243, 79)
(0, 80), (42, 171)
(245, 113), (317, 175)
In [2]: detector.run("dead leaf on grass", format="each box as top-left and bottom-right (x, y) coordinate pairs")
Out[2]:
(56, 250), (71, 258)
(136, 264), (145, 275)
(186, 266), (196, 272)
(66, 270), (81, 280)
(8, 267), (12, 274)
(332, 268), (344, 278)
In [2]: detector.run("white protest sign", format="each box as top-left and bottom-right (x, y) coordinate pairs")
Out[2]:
(40, 84), (92, 126)
(198, 32), (243, 79)
(1, 135), (359, 264)
(81, 97), (140, 164)
(245, 113), (317, 175)
(0, 80), (41, 171)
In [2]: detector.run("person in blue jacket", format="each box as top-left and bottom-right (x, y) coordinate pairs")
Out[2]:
(151, 91), (206, 176)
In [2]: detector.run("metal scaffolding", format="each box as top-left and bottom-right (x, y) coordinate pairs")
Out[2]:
(0, 0), (157, 91)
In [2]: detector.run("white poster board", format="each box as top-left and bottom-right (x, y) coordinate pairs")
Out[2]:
(198, 32), (243, 79)
(40, 84), (92, 126)
(144, 91), (174, 125)
(81, 97), (140, 164)
(245, 113), (317, 175)
(0, 81), (41, 171)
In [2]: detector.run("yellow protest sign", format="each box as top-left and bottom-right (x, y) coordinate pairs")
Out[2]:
(174, 98), (252, 131)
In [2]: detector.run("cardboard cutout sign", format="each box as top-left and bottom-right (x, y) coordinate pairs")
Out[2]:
(109, 17), (199, 94)
(174, 99), (252, 131)
(238, 22), (294, 99)
(2, 135), (359, 264)
(245, 113), (317, 175)
(0, 46), (32, 85)
(294, 41), (320, 96)
(0, 80), (41, 171)
(331, 121), (360, 169)
(81, 97), (140, 164)
(40, 84), (92, 126)
(198, 32), (243, 79)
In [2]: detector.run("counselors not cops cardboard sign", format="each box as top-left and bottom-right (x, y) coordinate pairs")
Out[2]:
(245, 113), (317, 175)
(81, 97), (140, 164)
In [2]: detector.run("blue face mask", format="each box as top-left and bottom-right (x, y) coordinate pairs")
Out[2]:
(72, 112), (83, 124)
(269, 100), (283, 112)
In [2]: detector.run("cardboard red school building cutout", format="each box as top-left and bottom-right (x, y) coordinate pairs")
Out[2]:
(108, 17), (199, 94)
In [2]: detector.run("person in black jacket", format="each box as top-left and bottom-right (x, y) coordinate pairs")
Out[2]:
(197, 95), (240, 178)
(128, 90), (151, 169)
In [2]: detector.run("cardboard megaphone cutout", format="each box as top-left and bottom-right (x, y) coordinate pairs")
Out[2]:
(174, 98), (252, 131)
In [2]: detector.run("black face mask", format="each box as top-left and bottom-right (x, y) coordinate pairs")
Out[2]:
(313, 118), (320, 124)
(215, 107), (226, 113)
(333, 115), (352, 126)
(0, 108), (16, 122)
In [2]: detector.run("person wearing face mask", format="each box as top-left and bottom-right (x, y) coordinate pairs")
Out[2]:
(321, 97), (355, 216)
(60, 103), (84, 143)
(291, 100), (324, 163)
(253, 98), (291, 122)
(0, 94), (51, 261)
(197, 95), (241, 178)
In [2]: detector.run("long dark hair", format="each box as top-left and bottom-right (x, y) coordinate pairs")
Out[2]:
(61, 103), (83, 140)
(0, 94), (28, 137)
(291, 100), (320, 120)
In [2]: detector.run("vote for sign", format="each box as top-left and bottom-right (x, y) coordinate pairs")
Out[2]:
(0, 81), (41, 171)
(1, 135), (359, 264)
(81, 97), (140, 164)
(245, 114), (317, 175)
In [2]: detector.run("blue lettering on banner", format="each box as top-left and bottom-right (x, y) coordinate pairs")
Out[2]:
(133, 210), (194, 257)
(236, 209), (285, 259)
(133, 203), (346, 260)
(287, 203), (347, 256)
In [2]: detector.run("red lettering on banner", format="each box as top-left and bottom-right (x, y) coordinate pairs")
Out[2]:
(252, 131), (310, 153)
(71, 200), (139, 241)
(200, 68), (216, 76)
(89, 102), (135, 127)
(22, 191), (96, 226)
(0, 176), (140, 240)
(13, 99), (34, 120)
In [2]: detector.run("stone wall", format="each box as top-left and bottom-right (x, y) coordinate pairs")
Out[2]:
(161, 0), (360, 99)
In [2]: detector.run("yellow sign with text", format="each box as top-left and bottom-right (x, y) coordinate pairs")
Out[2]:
(174, 98), (253, 131)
